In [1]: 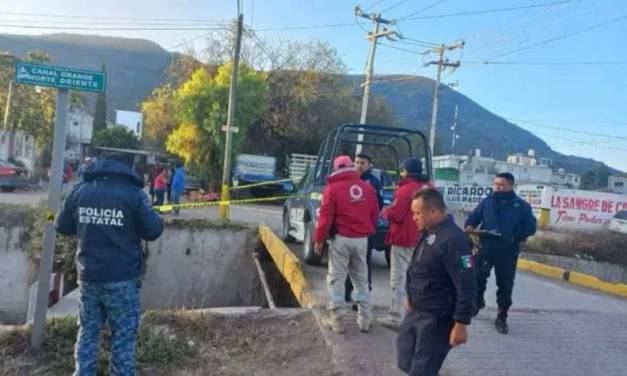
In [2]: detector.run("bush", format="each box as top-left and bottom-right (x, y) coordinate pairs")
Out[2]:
(92, 127), (140, 150)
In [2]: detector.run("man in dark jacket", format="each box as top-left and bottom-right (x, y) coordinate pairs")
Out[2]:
(56, 153), (164, 376)
(465, 172), (536, 334)
(345, 153), (382, 304)
(380, 157), (433, 328)
(397, 188), (477, 376)
(314, 155), (379, 333)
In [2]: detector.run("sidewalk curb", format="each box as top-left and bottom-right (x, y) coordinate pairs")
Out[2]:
(258, 224), (318, 308)
(517, 258), (627, 299)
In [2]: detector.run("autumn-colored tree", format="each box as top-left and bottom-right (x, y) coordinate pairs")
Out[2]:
(166, 62), (267, 188)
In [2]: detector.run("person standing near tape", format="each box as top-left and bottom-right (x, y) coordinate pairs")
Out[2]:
(380, 157), (433, 328)
(170, 161), (186, 216)
(314, 155), (379, 333)
(464, 172), (536, 334)
(397, 188), (477, 376)
(56, 153), (164, 376)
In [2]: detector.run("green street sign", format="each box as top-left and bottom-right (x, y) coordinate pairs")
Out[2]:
(15, 62), (106, 93)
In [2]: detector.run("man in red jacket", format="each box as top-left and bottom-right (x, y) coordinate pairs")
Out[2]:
(381, 157), (433, 328)
(314, 155), (379, 333)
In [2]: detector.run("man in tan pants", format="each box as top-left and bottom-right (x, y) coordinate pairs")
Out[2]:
(314, 155), (379, 333)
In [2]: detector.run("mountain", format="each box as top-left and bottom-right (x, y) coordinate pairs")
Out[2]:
(348, 74), (613, 175)
(0, 33), (175, 119)
(0, 33), (615, 175)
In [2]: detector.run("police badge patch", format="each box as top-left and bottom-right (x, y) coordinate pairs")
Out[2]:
(427, 234), (436, 245)
(460, 255), (474, 269)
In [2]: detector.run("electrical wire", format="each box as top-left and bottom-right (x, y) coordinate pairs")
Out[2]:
(366, 0), (390, 11)
(397, 0), (448, 22)
(380, 0), (411, 14)
(249, 22), (356, 32)
(485, 13), (627, 61)
(508, 118), (627, 141)
(0, 11), (223, 23)
(462, 60), (627, 66)
(399, 0), (583, 21)
(0, 23), (229, 31)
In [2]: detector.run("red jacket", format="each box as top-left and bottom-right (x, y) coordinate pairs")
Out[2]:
(383, 178), (433, 247)
(314, 168), (379, 242)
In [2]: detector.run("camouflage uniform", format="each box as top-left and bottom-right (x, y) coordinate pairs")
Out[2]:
(74, 280), (141, 376)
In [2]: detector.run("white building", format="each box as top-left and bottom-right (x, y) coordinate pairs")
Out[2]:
(114, 110), (143, 138)
(433, 149), (553, 186)
(552, 168), (581, 189)
(65, 107), (94, 163)
(608, 175), (627, 194)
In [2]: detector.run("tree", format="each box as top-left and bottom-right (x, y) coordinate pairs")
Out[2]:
(580, 163), (611, 190)
(166, 62), (268, 188)
(92, 127), (139, 149)
(141, 55), (204, 150)
(92, 63), (107, 133)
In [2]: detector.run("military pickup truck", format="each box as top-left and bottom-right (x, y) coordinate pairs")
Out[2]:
(281, 124), (432, 265)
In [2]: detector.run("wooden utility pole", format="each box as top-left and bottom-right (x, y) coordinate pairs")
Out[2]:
(354, 6), (398, 154)
(424, 41), (464, 154)
(220, 14), (244, 221)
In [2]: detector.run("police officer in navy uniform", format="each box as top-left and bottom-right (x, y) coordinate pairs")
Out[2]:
(397, 188), (477, 376)
(465, 172), (537, 334)
(56, 153), (164, 376)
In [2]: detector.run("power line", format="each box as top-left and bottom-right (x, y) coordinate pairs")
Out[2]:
(399, 0), (583, 21)
(397, 0), (448, 21)
(366, 0), (389, 11)
(379, 42), (422, 55)
(0, 11), (224, 23)
(463, 60), (627, 66)
(0, 23), (228, 31)
(485, 13), (627, 61)
(508, 118), (627, 141)
(380, 0), (411, 14)
(250, 22), (356, 32)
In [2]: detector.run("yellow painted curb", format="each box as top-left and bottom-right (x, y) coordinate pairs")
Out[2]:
(517, 259), (564, 280)
(517, 258), (627, 299)
(258, 224), (317, 308)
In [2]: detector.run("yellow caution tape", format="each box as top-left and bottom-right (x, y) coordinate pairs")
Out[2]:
(230, 178), (294, 191)
(43, 209), (56, 222)
(154, 194), (295, 213)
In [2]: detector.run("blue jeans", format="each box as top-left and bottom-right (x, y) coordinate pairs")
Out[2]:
(75, 280), (141, 376)
(172, 191), (181, 216)
(154, 189), (165, 206)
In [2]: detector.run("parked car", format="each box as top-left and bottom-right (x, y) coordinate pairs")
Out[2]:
(0, 158), (29, 192)
(608, 210), (627, 235)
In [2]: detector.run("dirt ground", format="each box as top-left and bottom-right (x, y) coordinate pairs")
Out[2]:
(0, 309), (339, 376)
(523, 229), (627, 268)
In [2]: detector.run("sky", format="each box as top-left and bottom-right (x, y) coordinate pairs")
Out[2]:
(1, 0), (626, 171)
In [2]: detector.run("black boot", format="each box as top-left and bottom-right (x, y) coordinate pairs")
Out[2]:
(495, 309), (509, 334)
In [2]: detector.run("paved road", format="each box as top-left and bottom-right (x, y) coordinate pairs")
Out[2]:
(196, 204), (627, 376)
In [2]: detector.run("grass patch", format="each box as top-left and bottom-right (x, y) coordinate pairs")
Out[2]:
(0, 312), (195, 376)
(0, 310), (335, 376)
(523, 230), (627, 268)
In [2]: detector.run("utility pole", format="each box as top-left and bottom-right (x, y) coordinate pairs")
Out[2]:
(2, 80), (12, 129)
(424, 41), (464, 154)
(450, 104), (459, 154)
(354, 6), (398, 154)
(220, 14), (244, 221)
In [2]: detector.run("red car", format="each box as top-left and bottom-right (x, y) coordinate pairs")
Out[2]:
(0, 158), (29, 192)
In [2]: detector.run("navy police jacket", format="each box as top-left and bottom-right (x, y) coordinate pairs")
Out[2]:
(406, 215), (477, 325)
(465, 191), (537, 245)
(361, 169), (383, 209)
(56, 160), (164, 283)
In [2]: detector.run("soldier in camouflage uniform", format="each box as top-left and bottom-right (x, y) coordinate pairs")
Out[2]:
(56, 153), (164, 376)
